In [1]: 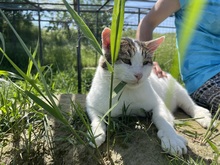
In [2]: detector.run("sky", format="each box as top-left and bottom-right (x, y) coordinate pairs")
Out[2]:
(25, 0), (175, 33)
(125, 1), (175, 33)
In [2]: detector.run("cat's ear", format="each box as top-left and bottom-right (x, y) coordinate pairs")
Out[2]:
(102, 27), (111, 53)
(145, 36), (165, 53)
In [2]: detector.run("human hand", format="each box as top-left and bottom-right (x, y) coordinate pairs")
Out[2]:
(153, 62), (167, 78)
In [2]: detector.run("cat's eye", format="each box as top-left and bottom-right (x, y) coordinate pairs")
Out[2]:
(121, 59), (132, 65)
(143, 61), (149, 65)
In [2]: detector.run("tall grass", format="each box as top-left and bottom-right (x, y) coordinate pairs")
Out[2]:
(0, 8), (102, 163)
(0, 0), (219, 164)
(62, 0), (126, 159)
(0, 0), (126, 162)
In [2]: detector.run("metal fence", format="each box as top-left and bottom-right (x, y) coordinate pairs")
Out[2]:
(0, 0), (176, 93)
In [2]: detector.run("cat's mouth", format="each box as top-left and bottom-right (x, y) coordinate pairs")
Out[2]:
(126, 79), (144, 87)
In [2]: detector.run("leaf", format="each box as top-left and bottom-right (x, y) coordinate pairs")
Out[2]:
(100, 102), (119, 124)
(0, 32), (5, 52)
(0, 9), (59, 113)
(25, 90), (69, 125)
(0, 70), (22, 80)
(0, 49), (45, 97)
(26, 41), (39, 77)
(0, 9), (87, 148)
(62, 0), (102, 55)
(178, 0), (206, 63)
(207, 140), (220, 155)
(112, 81), (126, 98)
(106, 60), (114, 73)
(110, 0), (125, 63)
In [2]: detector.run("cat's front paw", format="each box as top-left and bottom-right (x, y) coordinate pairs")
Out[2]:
(194, 106), (213, 128)
(88, 122), (106, 148)
(157, 130), (188, 156)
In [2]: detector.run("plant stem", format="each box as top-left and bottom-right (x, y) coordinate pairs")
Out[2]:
(202, 107), (220, 143)
(107, 69), (114, 159)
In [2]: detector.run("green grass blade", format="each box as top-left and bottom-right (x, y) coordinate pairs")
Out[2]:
(169, 0), (206, 79)
(62, 0), (102, 55)
(207, 140), (220, 155)
(106, 60), (114, 73)
(112, 81), (126, 98)
(25, 90), (69, 125)
(203, 107), (220, 143)
(0, 70), (22, 80)
(110, 0), (125, 63)
(0, 9), (59, 112)
(0, 48), (46, 98)
(106, 1), (125, 158)
(178, 0), (206, 63)
(167, 1), (206, 118)
(26, 41), (38, 77)
(0, 32), (5, 52)
(0, 32), (5, 65)
(0, 25), (65, 130)
(100, 101), (119, 125)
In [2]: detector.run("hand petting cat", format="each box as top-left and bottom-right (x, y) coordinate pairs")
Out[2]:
(153, 61), (167, 78)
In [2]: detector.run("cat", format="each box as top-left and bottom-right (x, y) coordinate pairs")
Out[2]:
(86, 27), (212, 156)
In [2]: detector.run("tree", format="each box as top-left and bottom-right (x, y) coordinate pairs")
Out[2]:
(0, 0), (38, 71)
(45, 0), (111, 44)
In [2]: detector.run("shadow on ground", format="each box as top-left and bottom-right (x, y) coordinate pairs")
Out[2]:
(49, 94), (220, 165)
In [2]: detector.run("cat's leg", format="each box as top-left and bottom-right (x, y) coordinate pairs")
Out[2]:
(174, 82), (212, 128)
(87, 109), (106, 148)
(152, 103), (188, 156)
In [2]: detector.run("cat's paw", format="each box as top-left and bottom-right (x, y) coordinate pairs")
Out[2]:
(194, 106), (214, 128)
(88, 122), (106, 148)
(157, 130), (188, 156)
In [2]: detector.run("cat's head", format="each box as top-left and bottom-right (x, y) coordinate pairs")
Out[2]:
(100, 27), (164, 87)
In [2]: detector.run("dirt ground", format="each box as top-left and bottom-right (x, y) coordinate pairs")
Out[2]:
(1, 94), (220, 165)
(53, 94), (220, 165)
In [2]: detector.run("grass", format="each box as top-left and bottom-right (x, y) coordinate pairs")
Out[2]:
(0, 0), (220, 164)
(0, 78), (52, 164)
(0, 39), (219, 164)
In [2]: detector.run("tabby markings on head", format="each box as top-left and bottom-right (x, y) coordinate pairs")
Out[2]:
(135, 40), (154, 66)
(101, 38), (153, 69)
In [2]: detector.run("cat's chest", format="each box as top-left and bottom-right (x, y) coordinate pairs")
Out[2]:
(111, 82), (156, 117)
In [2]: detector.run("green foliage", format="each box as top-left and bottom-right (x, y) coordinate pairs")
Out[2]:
(0, 79), (50, 164)
(1, 0), (111, 73)
(1, 0), (219, 164)
(0, 7), (38, 71)
(178, 0), (206, 63)
(81, 45), (98, 67)
(153, 33), (181, 81)
(50, 68), (95, 94)
(0, 7), (88, 148)
(110, 0), (125, 63)
(122, 28), (136, 38)
(63, 0), (102, 55)
(42, 26), (98, 71)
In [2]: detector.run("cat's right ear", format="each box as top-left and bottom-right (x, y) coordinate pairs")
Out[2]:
(145, 36), (165, 54)
(102, 27), (111, 53)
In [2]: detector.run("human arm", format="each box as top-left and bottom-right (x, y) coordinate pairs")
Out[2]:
(136, 0), (181, 41)
(136, 0), (180, 77)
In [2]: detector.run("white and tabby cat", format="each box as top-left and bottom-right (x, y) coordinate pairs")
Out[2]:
(86, 27), (212, 156)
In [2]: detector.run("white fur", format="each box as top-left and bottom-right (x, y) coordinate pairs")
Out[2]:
(86, 47), (212, 156)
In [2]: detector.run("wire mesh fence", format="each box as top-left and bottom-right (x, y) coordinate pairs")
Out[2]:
(0, 0), (177, 93)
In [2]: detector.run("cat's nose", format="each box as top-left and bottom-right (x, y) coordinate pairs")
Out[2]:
(134, 73), (143, 80)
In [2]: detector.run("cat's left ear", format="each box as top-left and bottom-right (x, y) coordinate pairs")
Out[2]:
(145, 36), (165, 53)
(102, 27), (111, 53)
